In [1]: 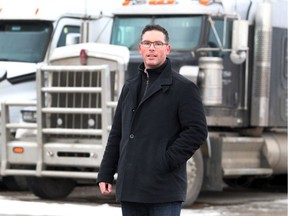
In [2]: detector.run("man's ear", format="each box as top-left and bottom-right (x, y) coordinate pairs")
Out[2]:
(138, 44), (142, 52)
(166, 44), (171, 54)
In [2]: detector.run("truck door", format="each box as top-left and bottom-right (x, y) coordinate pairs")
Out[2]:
(47, 17), (82, 60)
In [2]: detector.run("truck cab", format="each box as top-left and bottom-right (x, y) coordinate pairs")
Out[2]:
(0, 0), (114, 189)
(110, 0), (287, 205)
(0, 0), (113, 123)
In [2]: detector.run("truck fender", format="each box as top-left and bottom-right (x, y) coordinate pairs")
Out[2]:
(200, 133), (212, 158)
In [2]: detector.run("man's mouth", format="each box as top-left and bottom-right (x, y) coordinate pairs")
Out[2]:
(147, 54), (157, 58)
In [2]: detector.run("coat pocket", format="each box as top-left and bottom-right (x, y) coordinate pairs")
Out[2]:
(156, 140), (171, 173)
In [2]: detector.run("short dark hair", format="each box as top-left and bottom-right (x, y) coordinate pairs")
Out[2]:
(141, 24), (169, 43)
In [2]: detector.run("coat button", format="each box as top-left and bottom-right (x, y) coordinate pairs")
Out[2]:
(129, 134), (134, 139)
(132, 109), (135, 112)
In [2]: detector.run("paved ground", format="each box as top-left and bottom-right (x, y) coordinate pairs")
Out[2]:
(0, 182), (287, 215)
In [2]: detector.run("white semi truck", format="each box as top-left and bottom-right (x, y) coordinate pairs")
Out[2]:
(1, 0), (287, 206)
(0, 0), (118, 189)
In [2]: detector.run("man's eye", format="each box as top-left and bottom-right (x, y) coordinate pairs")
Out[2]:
(143, 42), (151, 45)
(155, 42), (162, 46)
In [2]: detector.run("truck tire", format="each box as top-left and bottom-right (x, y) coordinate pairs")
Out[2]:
(27, 177), (76, 199)
(183, 149), (204, 207)
(2, 176), (28, 191)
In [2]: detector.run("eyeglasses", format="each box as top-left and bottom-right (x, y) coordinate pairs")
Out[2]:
(140, 41), (168, 49)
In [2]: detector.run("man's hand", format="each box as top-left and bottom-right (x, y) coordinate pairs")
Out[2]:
(99, 182), (112, 195)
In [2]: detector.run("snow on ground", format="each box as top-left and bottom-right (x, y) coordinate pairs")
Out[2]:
(0, 196), (287, 216)
(0, 197), (219, 216)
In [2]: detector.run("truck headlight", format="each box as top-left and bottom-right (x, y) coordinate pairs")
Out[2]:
(21, 108), (37, 123)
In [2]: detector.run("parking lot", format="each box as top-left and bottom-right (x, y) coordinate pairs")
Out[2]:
(0, 183), (286, 216)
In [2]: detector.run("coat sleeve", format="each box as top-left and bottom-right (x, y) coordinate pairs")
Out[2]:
(96, 85), (126, 184)
(166, 81), (208, 171)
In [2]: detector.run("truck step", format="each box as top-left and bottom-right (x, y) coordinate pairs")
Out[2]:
(223, 168), (273, 176)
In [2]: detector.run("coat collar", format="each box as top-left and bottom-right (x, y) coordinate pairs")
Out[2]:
(126, 58), (173, 106)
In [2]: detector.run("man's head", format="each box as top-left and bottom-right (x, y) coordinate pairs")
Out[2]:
(138, 24), (171, 69)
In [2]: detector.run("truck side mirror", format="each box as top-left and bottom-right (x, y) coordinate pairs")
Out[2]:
(230, 20), (249, 64)
(66, 33), (80, 46)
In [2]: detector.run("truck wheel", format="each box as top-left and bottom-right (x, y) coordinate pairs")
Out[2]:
(183, 149), (204, 207)
(224, 176), (254, 188)
(27, 177), (76, 199)
(2, 176), (28, 191)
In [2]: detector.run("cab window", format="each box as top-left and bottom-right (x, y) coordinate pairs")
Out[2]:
(57, 25), (80, 47)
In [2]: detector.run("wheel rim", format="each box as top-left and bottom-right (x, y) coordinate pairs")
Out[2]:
(187, 157), (197, 190)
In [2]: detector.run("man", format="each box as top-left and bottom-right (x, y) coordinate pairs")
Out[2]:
(97, 24), (208, 216)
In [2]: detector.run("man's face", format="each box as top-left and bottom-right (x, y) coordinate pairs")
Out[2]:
(138, 30), (171, 69)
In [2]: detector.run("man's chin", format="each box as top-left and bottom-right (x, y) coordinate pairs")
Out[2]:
(146, 60), (158, 68)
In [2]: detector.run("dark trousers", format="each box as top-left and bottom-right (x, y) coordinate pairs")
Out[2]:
(121, 201), (182, 216)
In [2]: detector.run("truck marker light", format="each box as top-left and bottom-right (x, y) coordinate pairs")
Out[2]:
(80, 49), (87, 65)
(155, 0), (165, 4)
(35, 8), (39, 15)
(122, 0), (130, 6)
(13, 147), (24, 154)
(199, 0), (210, 5)
(167, 0), (175, 4)
(123, 0), (175, 5)
(149, 0), (175, 4)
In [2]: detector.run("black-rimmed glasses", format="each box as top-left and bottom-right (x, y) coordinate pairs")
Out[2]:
(140, 41), (168, 48)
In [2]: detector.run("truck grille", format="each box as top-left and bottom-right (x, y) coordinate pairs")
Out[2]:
(39, 65), (112, 140)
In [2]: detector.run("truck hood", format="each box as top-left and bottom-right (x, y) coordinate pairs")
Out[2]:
(0, 61), (37, 81)
(0, 61), (38, 107)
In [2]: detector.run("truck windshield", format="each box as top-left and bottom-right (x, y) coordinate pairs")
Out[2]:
(111, 16), (203, 51)
(0, 21), (53, 63)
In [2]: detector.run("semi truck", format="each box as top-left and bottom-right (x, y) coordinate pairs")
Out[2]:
(109, 0), (287, 205)
(1, 0), (287, 206)
(0, 0), (118, 189)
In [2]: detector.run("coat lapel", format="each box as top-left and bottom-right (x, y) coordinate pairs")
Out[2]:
(126, 73), (140, 108)
(140, 62), (173, 104)
(126, 58), (173, 107)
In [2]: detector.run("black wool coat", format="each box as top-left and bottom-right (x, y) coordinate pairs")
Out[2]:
(97, 58), (208, 203)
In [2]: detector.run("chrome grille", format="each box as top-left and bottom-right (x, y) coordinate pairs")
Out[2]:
(38, 65), (112, 140)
